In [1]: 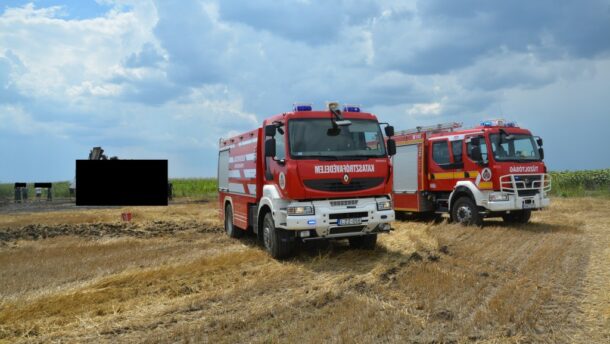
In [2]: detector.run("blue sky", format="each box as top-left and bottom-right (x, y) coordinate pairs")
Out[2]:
(1, 0), (609, 182)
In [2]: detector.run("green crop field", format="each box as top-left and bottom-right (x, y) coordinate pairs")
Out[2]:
(170, 178), (217, 198)
(1, 170), (609, 200)
(0, 179), (217, 200)
(549, 168), (610, 198)
(0, 182), (71, 200)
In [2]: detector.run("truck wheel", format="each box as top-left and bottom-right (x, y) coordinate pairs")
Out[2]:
(451, 197), (483, 227)
(502, 210), (531, 224)
(224, 204), (242, 238)
(262, 212), (294, 259)
(349, 234), (377, 250)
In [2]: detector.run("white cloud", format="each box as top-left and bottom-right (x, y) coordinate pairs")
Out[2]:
(0, 104), (81, 139)
(1, 0), (610, 180)
(0, 2), (157, 101)
(406, 102), (443, 117)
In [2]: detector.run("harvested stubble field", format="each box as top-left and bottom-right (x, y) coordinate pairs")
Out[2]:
(0, 198), (608, 343)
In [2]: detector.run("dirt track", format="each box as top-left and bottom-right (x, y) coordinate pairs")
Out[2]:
(0, 198), (608, 343)
(0, 220), (221, 243)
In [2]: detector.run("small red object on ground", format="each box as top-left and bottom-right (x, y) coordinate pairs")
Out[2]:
(121, 212), (132, 221)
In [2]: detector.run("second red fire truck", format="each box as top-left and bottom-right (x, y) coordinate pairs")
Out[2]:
(391, 119), (551, 225)
(218, 103), (397, 258)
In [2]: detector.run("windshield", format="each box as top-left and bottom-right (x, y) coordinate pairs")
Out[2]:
(288, 119), (386, 159)
(489, 133), (540, 161)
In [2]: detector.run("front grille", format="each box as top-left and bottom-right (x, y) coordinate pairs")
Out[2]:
(517, 189), (539, 197)
(329, 212), (368, 220)
(330, 200), (358, 207)
(304, 178), (384, 192)
(329, 226), (365, 235)
(500, 174), (551, 195)
(513, 175), (542, 188)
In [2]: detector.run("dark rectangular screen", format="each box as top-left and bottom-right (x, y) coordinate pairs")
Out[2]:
(76, 160), (168, 206)
(34, 183), (52, 188)
(14, 183), (26, 188)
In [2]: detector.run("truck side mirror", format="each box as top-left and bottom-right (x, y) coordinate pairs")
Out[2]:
(265, 138), (276, 157)
(384, 125), (395, 137)
(264, 125), (276, 137)
(536, 136), (543, 147)
(539, 147), (545, 160)
(387, 139), (397, 156)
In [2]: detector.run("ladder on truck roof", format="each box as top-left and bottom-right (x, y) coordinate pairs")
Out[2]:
(396, 122), (462, 136)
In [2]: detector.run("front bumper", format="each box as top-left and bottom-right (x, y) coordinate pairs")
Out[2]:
(278, 197), (395, 239)
(481, 192), (550, 212)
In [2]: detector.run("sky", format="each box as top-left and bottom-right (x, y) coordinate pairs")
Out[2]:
(1, 0), (609, 182)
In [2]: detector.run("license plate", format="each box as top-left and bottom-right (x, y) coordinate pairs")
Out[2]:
(338, 218), (362, 226)
(522, 201), (536, 209)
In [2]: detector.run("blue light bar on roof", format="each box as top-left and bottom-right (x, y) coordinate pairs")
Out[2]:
(343, 104), (361, 112)
(480, 119), (518, 127)
(293, 103), (312, 112)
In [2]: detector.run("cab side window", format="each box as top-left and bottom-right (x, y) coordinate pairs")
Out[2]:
(467, 137), (488, 163)
(274, 126), (285, 160)
(451, 140), (463, 163)
(432, 141), (450, 165)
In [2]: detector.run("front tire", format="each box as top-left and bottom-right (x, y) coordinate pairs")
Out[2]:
(349, 234), (377, 250)
(451, 197), (483, 226)
(262, 212), (294, 259)
(224, 204), (242, 238)
(502, 210), (531, 224)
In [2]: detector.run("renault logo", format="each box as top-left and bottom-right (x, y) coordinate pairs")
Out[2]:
(342, 173), (351, 184)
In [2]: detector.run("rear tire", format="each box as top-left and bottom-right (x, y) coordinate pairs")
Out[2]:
(262, 212), (294, 259)
(349, 234), (377, 250)
(502, 210), (531, 224)
(451, 197), (483, 227)
(224, 204), (242, 238)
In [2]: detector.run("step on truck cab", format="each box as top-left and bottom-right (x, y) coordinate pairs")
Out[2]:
(218, 103), (397, 258)
(392, 119), (551, 226)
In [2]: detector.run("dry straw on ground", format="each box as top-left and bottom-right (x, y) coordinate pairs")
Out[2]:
(0, 198), (608, 343)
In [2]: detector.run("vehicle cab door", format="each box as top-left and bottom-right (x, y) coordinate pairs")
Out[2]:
(264, 121), (289, 196)
(427, 138), (455, 192)
(464, 134), (492, 190)
(447, 137), (466, 186)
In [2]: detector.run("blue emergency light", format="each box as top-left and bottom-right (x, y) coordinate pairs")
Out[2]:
(343, 105), (361, 112)
(293, 103), (312, 112)
(480, 119), (517, 127)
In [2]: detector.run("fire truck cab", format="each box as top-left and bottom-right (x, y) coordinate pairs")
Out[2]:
(392, 119), (551, 226)
(218, 103), (397, 258)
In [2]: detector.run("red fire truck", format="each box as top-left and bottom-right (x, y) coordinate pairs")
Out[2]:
(218, 103), (397, 258)
(392, 119), (551, 225)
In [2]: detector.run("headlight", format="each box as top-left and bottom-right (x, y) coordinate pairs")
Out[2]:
(377, 200), (392, 211)
(287, 205), (315, 216)
(489, 193), (509, 202)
